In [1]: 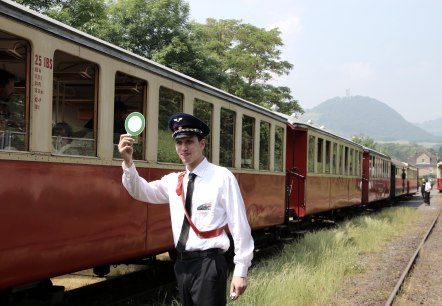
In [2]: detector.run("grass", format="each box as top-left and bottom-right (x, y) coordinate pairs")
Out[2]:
(54, 206), (418, 305)
(227, 206), (419, 306)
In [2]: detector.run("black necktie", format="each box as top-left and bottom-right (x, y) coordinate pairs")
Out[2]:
(176, 173), (196, 252)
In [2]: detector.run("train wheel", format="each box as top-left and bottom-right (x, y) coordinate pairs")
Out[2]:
(93, 265), (110, 277)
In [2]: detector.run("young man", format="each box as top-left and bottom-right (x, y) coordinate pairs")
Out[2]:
(421, 178), (426, 203)
(425, 178), (432, 205)
(118, 112), (254, 305)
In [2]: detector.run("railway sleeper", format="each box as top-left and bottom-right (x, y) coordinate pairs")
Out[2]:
(0, 279), (64, 306)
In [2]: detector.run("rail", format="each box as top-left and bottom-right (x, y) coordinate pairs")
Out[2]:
(385, 204), (442, 306)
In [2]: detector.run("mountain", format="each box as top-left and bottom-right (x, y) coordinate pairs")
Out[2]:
(300, 96), (442, 143)
(415, 118), (442, 137)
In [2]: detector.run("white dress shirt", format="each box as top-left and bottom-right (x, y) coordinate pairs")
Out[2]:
(122, 158), (254, 277)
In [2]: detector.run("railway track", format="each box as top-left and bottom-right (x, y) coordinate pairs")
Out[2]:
(60, 260), (177, 306)
(3, 200), (416, 306)
(386, 198), (442, 306)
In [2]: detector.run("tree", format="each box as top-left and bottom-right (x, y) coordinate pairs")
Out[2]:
(105, 0), (190, 59)
(47, 0), (110, 38)
(151, 32), (226, 85)
(438, 146), (442, 162)
(14, 0), (62, 13)
(191, 19), (302, 114)
(352, 134), (378, 150)
(192, 19), (292, 85)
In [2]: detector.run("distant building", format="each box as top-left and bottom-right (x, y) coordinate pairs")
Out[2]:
(408, 151), (438, 177)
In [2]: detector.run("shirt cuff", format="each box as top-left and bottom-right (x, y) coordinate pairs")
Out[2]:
(233, 264), (248, 278)
(122, 161), (134, 170)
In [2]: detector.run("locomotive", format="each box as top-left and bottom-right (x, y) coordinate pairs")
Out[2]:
(0, 0), (418, 296)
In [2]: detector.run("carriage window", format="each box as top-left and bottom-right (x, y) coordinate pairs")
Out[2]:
(339, 145), (344, 175)
(274, 126), (284, 172)
(52, 51), (97, 156)
(349, 148), (354, 176)
(308, 135), (315, 173)
(0, 32), (28, 151)
(383, 160), (386, 178)
(317, 138), (323, 173)
(241, 115), (254, 169)
(344, 147), (349, 175)
(194, 99), (213, 162)
(376, 158), (380, 178)
(219, 108), (235, 167)
(259, 121), (270, 170)
(325, 140), (331, 174)
(332, 143), (338, 174)
(157, 86), (182, 163)
(114, 72), (146, 160)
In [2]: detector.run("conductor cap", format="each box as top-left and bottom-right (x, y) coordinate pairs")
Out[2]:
(168, 112), (210, 139)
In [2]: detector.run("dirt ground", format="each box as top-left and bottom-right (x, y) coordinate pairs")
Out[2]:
(331, 190), (442, 306)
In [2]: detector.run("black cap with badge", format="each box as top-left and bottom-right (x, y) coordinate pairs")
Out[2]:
(168, 112), (210, 140)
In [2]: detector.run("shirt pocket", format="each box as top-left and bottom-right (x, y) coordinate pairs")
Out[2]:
(193, 201), (216, 228)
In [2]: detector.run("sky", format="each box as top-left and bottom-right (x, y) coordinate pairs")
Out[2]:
(186, 0), (442, 123)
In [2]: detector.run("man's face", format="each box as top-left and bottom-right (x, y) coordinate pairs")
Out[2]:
(0, 80), (15, 100)
(175, 135), (205, 168)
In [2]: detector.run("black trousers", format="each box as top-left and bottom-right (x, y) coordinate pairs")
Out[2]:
(425, 191), (431, 204)
(174, 252), (227, 306)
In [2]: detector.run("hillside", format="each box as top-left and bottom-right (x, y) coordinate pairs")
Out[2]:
(416, 118), (442, 137)
(301, 96), (442, 142)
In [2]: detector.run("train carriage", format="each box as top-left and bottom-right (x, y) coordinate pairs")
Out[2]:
(285, 118), (364, 218)
(362, 148), (391, 204)
(389, 159), (418, 199)
(405, 163), (419, 195)
(0, 0), (288, 291)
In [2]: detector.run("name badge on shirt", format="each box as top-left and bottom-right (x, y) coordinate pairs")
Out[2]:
(197, 203), (212, 211)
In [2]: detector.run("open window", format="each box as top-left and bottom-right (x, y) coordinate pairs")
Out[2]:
(0, 30), (29, 151)
(52, 51), (98, 156)
(114, 72), (146, 159)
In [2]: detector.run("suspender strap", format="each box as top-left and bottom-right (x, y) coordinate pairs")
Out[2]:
(176, 172), (225, 239)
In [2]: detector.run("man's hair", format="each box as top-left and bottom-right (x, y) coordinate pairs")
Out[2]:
(0, 69), (16, 87)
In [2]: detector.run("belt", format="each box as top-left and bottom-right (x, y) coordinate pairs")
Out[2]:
(176, 248), (224, 261)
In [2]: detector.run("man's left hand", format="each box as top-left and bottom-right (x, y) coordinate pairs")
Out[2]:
(230, 276), (247, 300)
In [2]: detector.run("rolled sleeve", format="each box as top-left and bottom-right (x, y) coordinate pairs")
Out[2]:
(121, 162), (169, 204)
(224, 172), (254, 277)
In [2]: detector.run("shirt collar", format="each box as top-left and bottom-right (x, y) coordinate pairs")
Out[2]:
(186, 157), (208, 178)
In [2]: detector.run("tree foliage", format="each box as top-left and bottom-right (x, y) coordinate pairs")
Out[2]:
(352, 134), (378, 150)
(105, 0), (190, 58)
(13, 0), (302, 115)
(377, 142), (430, 162)
(191, 19), (301, 113)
